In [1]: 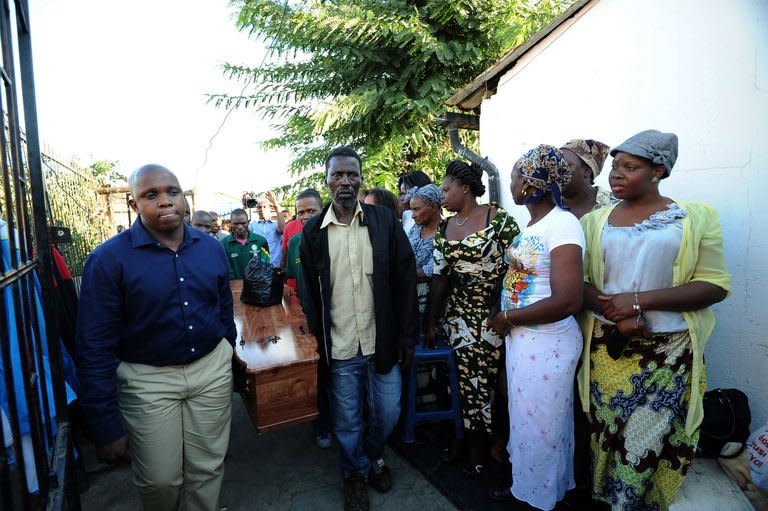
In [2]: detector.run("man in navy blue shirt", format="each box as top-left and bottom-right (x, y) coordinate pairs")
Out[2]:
(76, 164), (237, 511)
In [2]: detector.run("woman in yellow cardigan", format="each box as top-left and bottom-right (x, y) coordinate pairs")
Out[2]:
(578, 130), (731, 511)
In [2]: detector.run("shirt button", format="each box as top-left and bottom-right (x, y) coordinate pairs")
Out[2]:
(191, 348), (196, 353)
(176, 254), (179, 258)
(184, 301), (189, 306)
(179, 277), (185, 282)
(188, 325), (193, 330)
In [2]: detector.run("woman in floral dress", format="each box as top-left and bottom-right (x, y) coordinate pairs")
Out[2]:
(426, 159), (519, 474)
(487, 145), (585, 510)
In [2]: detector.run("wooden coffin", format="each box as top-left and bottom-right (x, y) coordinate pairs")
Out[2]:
(231, 280), (319, 433)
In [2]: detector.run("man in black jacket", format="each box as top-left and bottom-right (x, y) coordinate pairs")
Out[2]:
(300, 146), (418, 511)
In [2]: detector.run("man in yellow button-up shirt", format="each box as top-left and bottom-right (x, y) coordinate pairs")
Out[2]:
(300, 146), (418, 511)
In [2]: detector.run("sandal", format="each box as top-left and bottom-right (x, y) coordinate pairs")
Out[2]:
(462, 463), (485, 478)
(487, 486), (515, 502)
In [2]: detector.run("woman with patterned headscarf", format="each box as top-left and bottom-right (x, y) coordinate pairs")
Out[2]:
(559, 138), (613, 497)
(579, 130), (730, 510)
(487, 144), (586, 510)
(560, 138), (616, 218)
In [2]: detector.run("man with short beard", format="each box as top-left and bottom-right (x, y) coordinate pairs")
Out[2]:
(300, 146), (418, 511)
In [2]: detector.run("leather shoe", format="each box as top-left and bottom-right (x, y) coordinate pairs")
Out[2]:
(368, 458), (392, 493)
(343, 472), (369, 511)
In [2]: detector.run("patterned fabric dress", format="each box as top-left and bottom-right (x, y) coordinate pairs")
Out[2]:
(589, 204), (702, 511)
(433, 205), (519, 433)
(589, 323), (704, 511)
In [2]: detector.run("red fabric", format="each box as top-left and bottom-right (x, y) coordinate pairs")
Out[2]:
(51, 245), (72, 286)
(281, 218), (303, 251)
(282, 219), (303, 291)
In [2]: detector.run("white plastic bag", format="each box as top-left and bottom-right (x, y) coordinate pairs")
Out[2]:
(749, 422), (768, 489)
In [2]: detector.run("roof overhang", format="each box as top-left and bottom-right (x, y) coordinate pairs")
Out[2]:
(445, 0), (594, 112)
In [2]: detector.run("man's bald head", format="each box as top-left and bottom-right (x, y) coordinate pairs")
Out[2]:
(128, 164), (178, 196)
(127, 163), (187, 240)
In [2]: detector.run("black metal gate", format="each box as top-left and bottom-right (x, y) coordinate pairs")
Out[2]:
(0, 0), (79, 509)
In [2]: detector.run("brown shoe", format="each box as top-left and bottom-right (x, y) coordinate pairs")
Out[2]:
(343, 472), (369, 511)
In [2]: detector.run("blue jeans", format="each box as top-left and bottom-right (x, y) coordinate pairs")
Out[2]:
(330, 354), (402, 475)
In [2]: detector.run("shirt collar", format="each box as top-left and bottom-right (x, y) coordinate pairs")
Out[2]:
(320, 201), (364, 229)
(130, 218), (200, 249)
(229, 231), (260, 243)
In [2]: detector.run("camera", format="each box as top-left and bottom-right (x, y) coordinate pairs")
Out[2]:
(242, 192), (259, 209)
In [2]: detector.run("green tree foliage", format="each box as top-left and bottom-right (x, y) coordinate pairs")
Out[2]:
(42, 156), (111, 276)
(212, 0), (572, 194)
(88, 159), (126, 185)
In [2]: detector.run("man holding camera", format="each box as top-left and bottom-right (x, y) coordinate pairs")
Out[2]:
(248, 190), (285, 268)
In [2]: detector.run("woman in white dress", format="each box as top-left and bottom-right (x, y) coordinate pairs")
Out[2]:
(487, 144), (585, 510)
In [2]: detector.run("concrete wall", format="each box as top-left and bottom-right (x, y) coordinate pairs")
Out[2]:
(478, 0), (768, 427)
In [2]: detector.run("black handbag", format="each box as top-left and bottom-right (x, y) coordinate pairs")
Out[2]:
(698, 388), (751, 458)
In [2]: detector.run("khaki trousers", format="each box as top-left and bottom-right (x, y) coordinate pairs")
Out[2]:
(117, 339), (233, 511)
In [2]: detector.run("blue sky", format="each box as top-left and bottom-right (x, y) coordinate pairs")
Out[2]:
(30, 0), (294, 212)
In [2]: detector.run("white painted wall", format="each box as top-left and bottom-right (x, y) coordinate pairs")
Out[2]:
(479, 0), (768, 428)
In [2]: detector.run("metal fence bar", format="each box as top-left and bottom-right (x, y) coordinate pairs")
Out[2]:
(0, 0), (83, 508)
(0, 287), (30, 510)
(18, 0), (69, 420)
(1, 0), (52, 501)
(17, 0), (79, 505)
(40, 156), (110, 278)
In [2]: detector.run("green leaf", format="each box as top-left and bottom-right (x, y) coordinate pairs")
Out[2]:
(213, 0), (574, 191)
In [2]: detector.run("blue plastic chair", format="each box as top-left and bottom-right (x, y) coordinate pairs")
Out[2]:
(402, 339), (463, 443)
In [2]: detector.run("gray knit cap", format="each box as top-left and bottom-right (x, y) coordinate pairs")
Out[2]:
(610, 129), (678, 177)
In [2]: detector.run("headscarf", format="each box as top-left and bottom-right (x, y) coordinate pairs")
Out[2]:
(515, 144), (572, 209)
(610, 129), (678, 178)
(560, 139), (610, 178)
(409, 184), (441, 206)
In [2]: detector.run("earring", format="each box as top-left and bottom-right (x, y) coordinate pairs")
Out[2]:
(651, 176), (660, 184)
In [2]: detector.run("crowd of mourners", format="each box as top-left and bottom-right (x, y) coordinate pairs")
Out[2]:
(73, 128), (731, 511)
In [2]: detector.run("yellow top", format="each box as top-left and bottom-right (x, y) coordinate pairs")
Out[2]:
(578, 200), (731, 435)
(321, 202), (376, 360)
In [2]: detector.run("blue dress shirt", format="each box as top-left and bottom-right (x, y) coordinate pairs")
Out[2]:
(76, 219), (237, 447)
(249, 219), (282, 267)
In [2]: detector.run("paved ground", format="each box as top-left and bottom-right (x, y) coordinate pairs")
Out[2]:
(78, 396), (457, 511)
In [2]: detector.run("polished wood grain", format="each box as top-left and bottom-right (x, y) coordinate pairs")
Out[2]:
(231, 280), (319, 433)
